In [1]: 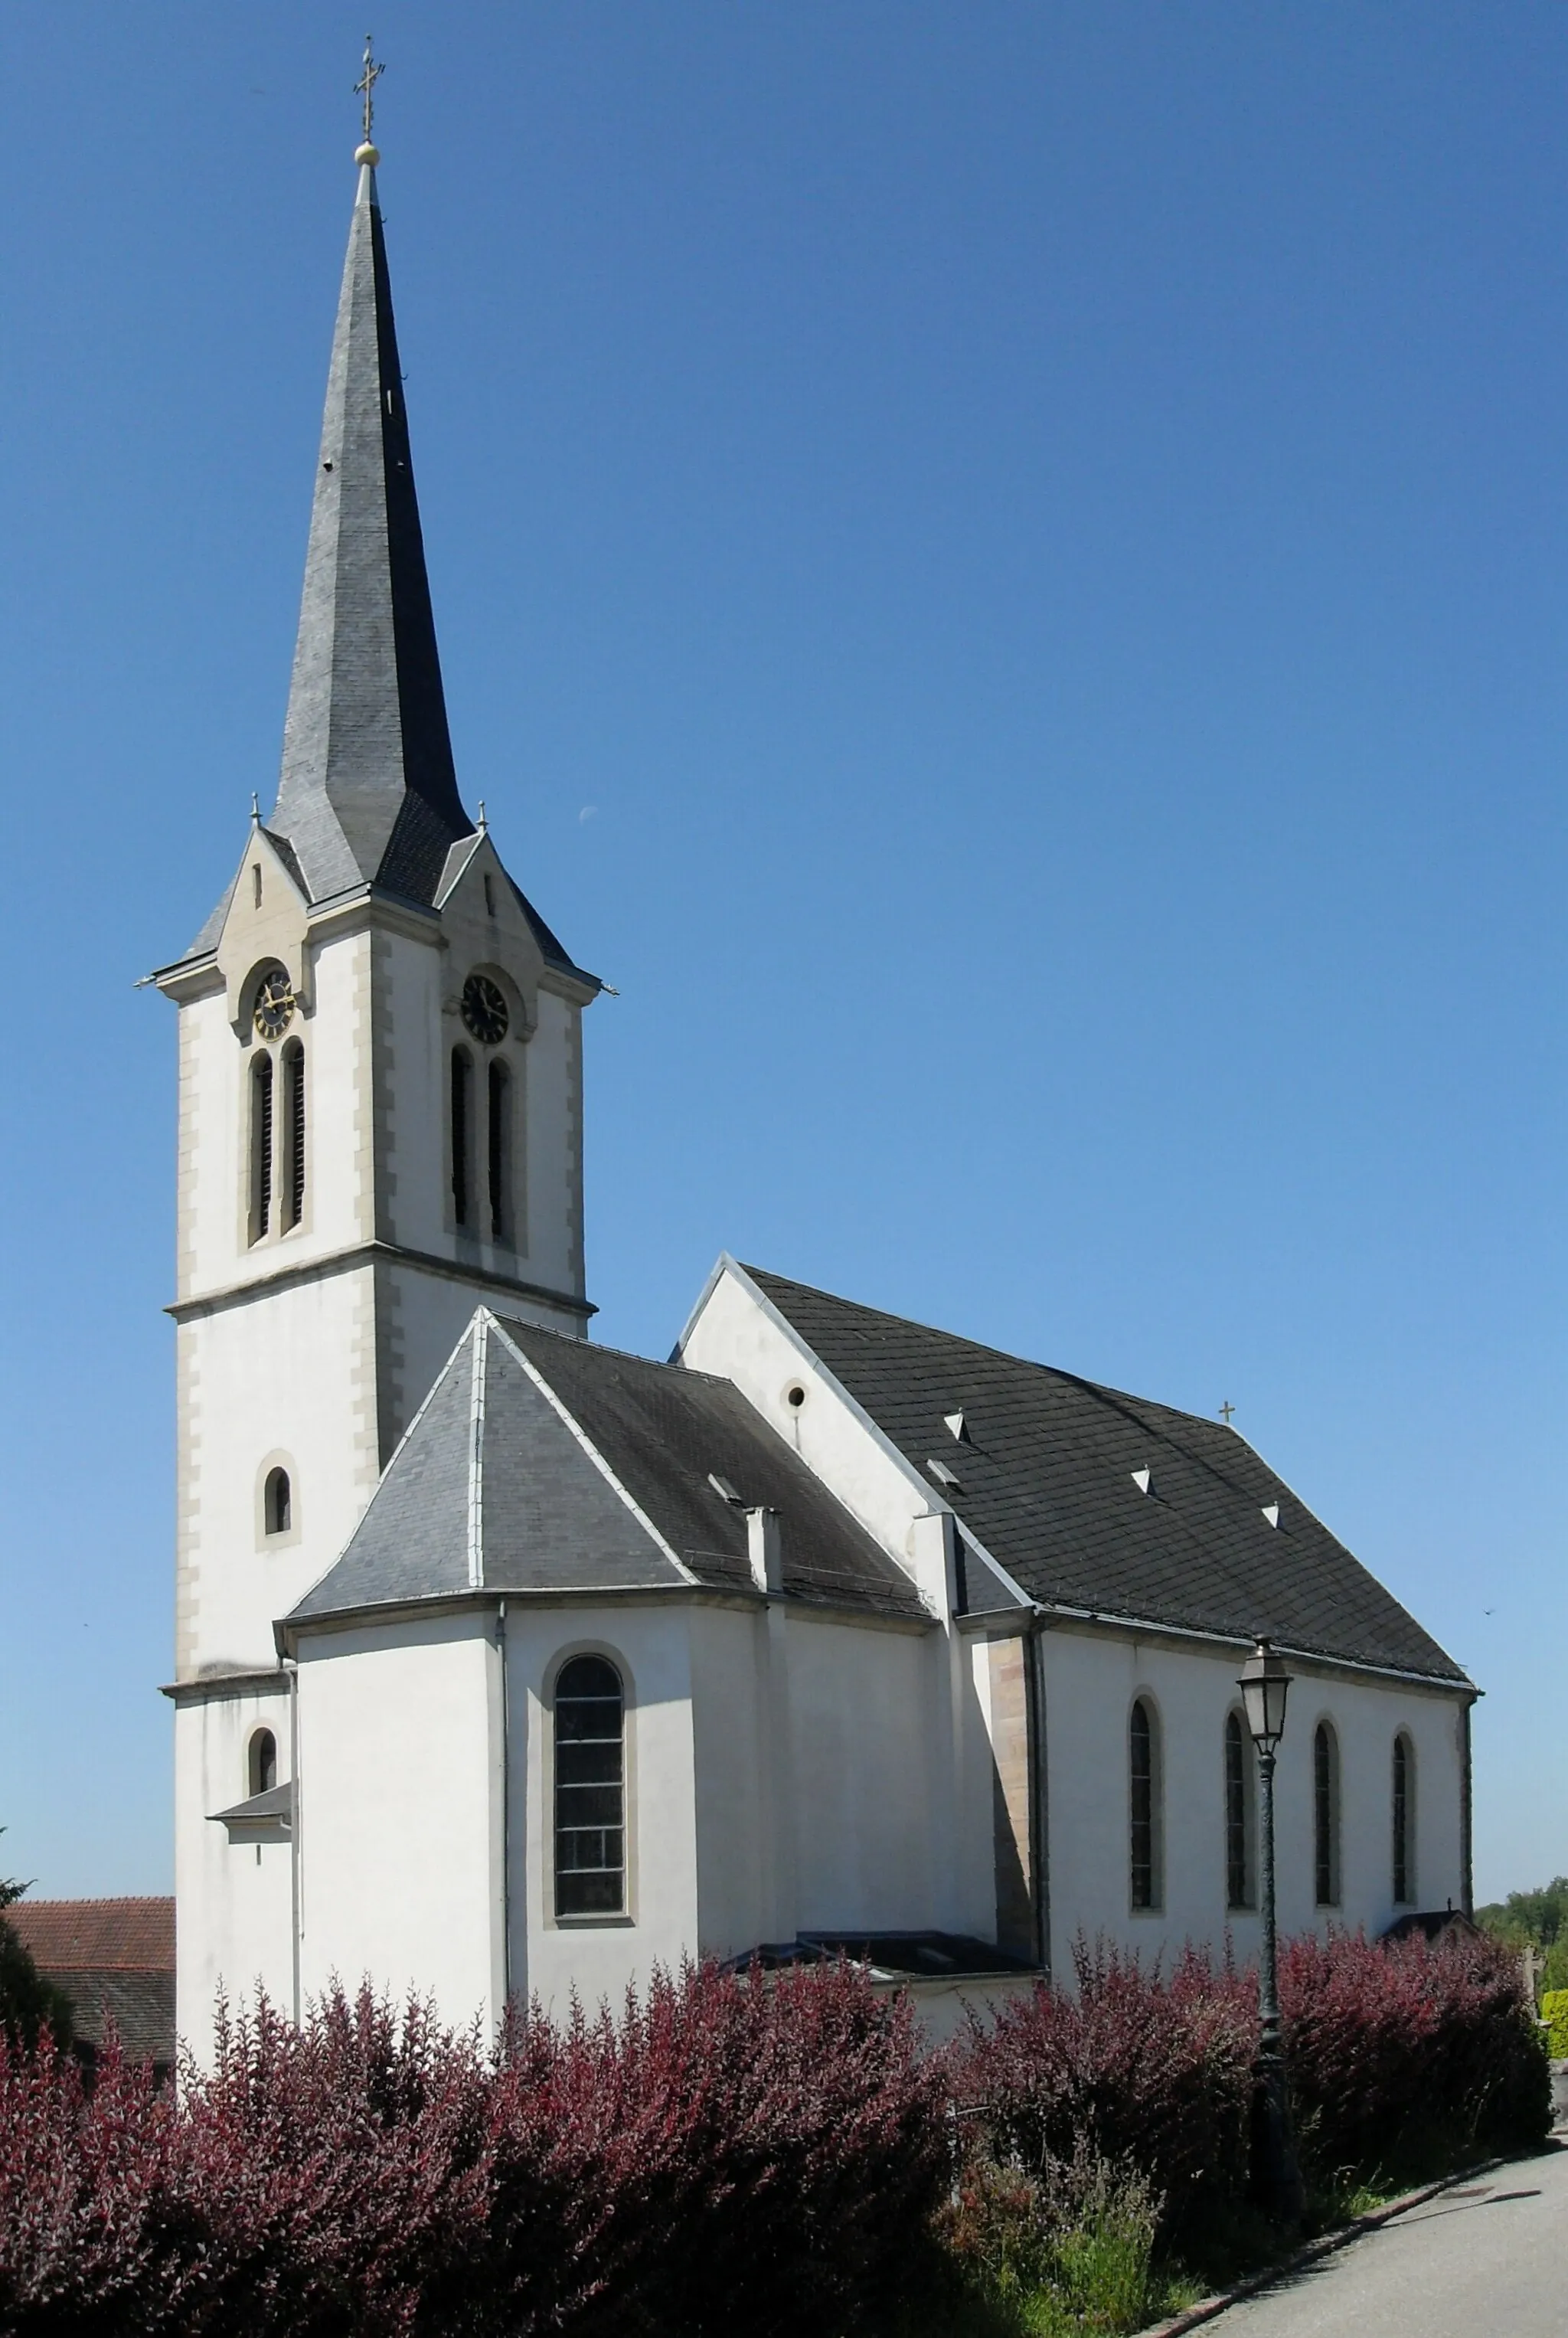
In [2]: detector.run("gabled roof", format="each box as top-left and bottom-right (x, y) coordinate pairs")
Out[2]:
(8, 1898), (175, 1972)
(740, 1267), (1468, 1686)
(289, 1314), (926, 1631)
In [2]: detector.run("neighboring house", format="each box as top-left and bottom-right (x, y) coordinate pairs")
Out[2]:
(8, 1898), (175, 2081)
(156, 140), (1475, 2058)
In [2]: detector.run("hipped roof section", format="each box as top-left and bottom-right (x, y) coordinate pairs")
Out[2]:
(740, 1266), (1471, 1686)
(288, 1314), (926, 1629)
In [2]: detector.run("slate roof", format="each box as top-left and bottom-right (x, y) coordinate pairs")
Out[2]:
(172, 162), (592, 985)
(740, 1267), (1468, 1686)
(289, 1313), (926, 1629)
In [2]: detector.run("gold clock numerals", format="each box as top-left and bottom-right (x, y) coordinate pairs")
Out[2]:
(460, 973), (509, 1045)
(253, 967), (296, 1040)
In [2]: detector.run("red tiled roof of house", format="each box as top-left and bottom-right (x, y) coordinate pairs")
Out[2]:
(8, 1897), (175, 1972)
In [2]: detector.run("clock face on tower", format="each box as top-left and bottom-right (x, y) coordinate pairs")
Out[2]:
(253, 967), (296, 1041)
(460, 973), (509, 1045)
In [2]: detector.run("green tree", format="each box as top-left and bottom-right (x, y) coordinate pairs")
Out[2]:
(0, 1840), (75, 2052)
(1475, 1875), (1568, 1951)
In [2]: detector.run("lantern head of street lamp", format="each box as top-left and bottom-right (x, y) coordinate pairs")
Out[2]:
(1240, 1637), (1292, 1750)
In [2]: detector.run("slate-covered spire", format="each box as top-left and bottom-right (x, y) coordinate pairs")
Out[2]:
(270, 153), (473, 905)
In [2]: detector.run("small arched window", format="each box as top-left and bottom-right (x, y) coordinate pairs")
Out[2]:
(554, 1655), (626, 1918)
(488, 1058), (511, 1244)
(263, 1467), (292, 1537)
(1224, 1709), (1256, 1911)
(248, 1728), (277, 1798)
(281, 1040), (305, 1229)
(1314, 1721), (1341, 1907)
(451, 1049), (472, 1228)
(1393, 1732), (1416, 1905)
(1129, 1697), (1161, 1911)
(251, 1051), (274, 1241)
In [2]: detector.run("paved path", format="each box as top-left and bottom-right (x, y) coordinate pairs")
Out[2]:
(1200, 2142), (1568, 2337)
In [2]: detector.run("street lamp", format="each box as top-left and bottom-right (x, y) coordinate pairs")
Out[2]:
(1239, 1637), (1305, 2227)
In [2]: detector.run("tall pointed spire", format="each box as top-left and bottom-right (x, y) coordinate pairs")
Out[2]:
(270, 141), (473, 905)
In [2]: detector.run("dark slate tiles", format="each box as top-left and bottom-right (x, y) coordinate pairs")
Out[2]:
(290, 1334), (475, 1617)
(496, 1322), (926, 1620)
(745, 1267), (1467, 1682)
(480, 1327), (684, 1591)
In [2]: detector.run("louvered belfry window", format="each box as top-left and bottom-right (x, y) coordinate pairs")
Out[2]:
(554, 1656), (626, 1918)
(283, 1041), (305, 1228)
(488, 1058), (511, 1243)
(252, 1052), (274, 1240)
(450, 1050), (472, 1226)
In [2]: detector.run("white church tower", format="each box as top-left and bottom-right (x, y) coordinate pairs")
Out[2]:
(154, 137), (599, 2032)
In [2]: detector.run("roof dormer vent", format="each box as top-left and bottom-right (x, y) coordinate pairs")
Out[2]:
(708, 1473), (744, 1506)
(943, 1410), (972, 1444)
(926, 1457), (964, 1494)
(1131, 1467), (1152, 1496)
(1261, 1502), (1280, 1529)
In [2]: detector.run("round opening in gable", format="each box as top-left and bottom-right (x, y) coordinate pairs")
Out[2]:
(786, 1384), (806, 1409)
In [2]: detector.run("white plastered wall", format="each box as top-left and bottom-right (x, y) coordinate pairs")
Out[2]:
(174, 1684), (294, 2055)
(1040, 1627), (1468, 1969)
(296, 1612), (504, 2030)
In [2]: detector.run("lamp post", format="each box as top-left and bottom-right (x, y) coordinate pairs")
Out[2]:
(1239, 1637), (1305, 2228)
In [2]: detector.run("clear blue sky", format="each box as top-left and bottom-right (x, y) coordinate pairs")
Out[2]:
(2, 4), (1563, 1908)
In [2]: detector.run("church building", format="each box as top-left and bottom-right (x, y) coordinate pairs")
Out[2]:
(155, 138), (1476, 2053)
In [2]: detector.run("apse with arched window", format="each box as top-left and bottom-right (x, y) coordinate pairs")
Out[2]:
(1129, 1697), (1160, 1911)
(1313, 1721), (1341, 1907)
(1224, 1709), (1255, 1910)
(263, 1467), (292, 1537)
(248, 1728), (277, 1798)
(554, 1656), (626, 1918)
(1393, 1732), (1416, 1904)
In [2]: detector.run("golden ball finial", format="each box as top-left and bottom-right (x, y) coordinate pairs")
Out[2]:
(355, 140), (381, 167)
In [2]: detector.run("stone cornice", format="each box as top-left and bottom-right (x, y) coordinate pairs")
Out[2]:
(169, 1239), (595, 1324)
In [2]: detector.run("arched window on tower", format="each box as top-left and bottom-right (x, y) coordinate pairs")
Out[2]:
(1314, 1721), (1341, 1907)
(263, 1467), (292, 1537)
(250, 1051), (274, 1242)
(1129, 1696), (1162, 1911)
(488, 1058), (511, 1244)
(554, 1655), (626, 1918)
(1224, 1708), (1256, 1910)
(1393, 1732), (1416, 1905)
(281, 1040), (305, 1229)
(248, 1728), (277, 1798)
(451, 1049), (472, 1228)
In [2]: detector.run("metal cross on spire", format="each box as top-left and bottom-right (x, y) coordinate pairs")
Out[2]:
(1219, 1400), (1236, 1425)
(355, 34), (384, 151)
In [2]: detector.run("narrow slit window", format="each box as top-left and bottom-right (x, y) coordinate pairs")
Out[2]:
(1129, 1698), (1159, 1910)
(1225, 1709), (1254, 1910)
(1393, 1733), (1415, 1905)
(1314, 1722), (1341, 1906)
(252, 862), (263, 908)
(263, 1467), (291, 1537)
(554, 1655), (625, 1918)
(488, 1058), (511, 1243)
(249, 1728), (277, 1797)
(282, 1041), (305, 1228)
(450, 1049), (472, 1227)
(251, 1052), (274, 1240)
